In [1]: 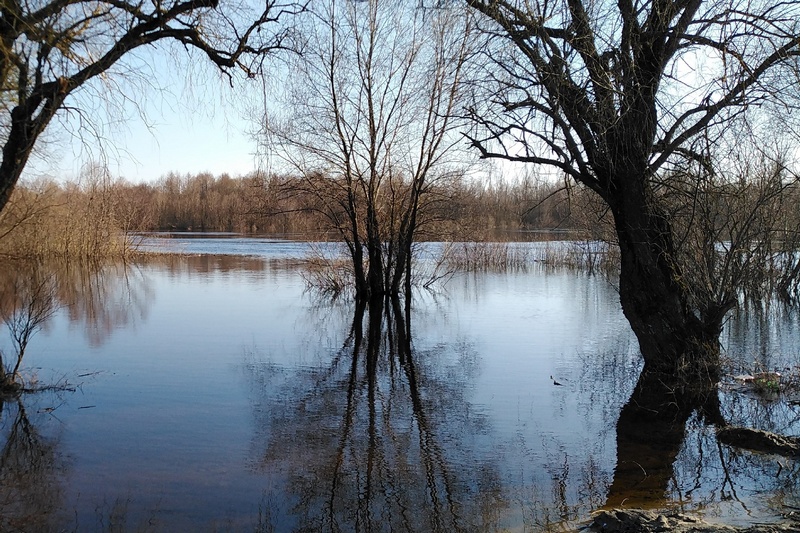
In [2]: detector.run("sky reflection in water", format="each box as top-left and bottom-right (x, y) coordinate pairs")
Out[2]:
(0, 238), (798, 531)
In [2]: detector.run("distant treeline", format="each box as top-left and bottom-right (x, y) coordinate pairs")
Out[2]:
(3, 166), (800, 267)
(0, 169), (592, 256)
(117, 171), (585, 238)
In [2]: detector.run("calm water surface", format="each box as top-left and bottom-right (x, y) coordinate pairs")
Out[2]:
(1, 236), (799, 531)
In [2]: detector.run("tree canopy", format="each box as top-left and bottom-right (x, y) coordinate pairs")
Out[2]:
(263, 0), (473, 299)
(0, 0), (302, 212)
(466, 0), (800, 376)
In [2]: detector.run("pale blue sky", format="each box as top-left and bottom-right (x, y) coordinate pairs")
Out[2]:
(93, 110), (261, 183)
(28, 47), (266, 184)
(26, 45), (530, 186)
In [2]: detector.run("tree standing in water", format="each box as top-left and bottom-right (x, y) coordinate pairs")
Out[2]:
(262, 0), (473, 300)
(466, 0), (800, 378)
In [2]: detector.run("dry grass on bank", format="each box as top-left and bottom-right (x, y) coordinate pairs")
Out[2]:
(0, 178), (134, 260)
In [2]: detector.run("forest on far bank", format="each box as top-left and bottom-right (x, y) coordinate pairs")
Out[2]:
(4, 162), (800, 266)
(0, 166), (607, 258)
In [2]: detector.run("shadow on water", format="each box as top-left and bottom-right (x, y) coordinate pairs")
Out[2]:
(247, 296), (506, 532)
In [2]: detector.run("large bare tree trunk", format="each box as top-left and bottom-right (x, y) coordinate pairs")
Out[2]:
(466, 0), (800, 383)
(611, 197), (723, 379)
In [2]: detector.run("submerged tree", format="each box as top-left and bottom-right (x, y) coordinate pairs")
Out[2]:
(263, 0), (473, 299)
(0, 0), (303, 215)
(466, 0), (800, 378)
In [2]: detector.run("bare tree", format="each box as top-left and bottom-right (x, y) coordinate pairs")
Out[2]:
(0, 265), (58, 391)
(0, 0), (304, 215)
(465, 0), (800, 378)
(665, 141), (799, 309)
(263, 0), (473, 300)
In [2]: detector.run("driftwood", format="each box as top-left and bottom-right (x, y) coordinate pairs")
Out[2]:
(717, 426), (800, 458)
(589, 509), (800, 532)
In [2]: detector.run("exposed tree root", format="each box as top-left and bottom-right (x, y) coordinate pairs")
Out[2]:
(717, 426), (800, 458)
(589, 509), (800, 532)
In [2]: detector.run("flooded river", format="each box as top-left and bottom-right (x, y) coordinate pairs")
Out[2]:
(1, 236), (798, 531)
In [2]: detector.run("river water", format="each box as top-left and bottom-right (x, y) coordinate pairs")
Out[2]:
(1, 235), (798, 531)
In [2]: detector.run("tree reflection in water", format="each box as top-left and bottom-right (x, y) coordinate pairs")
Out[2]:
(0, 253), (798, 529)
(0, 259), (152, 529)
(605, 371), (724, 509)
(247, 291), (800, 530)
(0, 396), (67, 531)
(248, 297), (506, 532)
(563, 321), (800, 525)
(603, 365), (800, 522)
(0, 258), (154, 349)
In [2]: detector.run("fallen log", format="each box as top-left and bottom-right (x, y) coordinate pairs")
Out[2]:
(717, 426), (800, 458)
